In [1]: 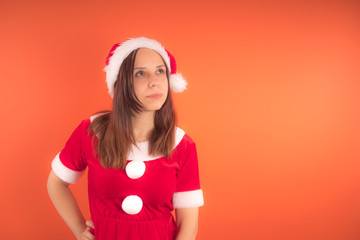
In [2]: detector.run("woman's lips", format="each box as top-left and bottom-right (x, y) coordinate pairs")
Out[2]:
(147, 93), (163, 99)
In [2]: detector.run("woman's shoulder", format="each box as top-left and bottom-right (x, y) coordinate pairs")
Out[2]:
(89, 111), (110, 122)
(174, 126), (196, 151)
(70, 112), (110, 137)
(171, 127), (198, 163)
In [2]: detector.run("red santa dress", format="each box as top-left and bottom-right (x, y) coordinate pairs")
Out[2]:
(51, 116), (204, 240)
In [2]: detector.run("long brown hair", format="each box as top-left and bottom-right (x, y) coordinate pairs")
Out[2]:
(88, 49), (177, 169)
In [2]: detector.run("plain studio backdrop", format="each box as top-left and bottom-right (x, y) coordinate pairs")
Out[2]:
(0, 0), (359, 239)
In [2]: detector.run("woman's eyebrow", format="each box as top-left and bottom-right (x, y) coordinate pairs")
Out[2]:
(134, 65), (165, 70)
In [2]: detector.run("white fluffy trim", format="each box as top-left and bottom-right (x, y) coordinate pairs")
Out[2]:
(104, 37), (171, 97)
(172, 189), (204, 208)
(170, 73), (187, 92)
(127, 126), (185, 161)
(51, 153), (85, 184)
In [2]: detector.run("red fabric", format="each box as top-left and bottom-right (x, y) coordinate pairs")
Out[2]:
(165, 49), (177, 74)
(58, 120), (88, 171)
(57, 119), (201, 240)
(174, 136), (201, 192)
(105, 43), (121, 65)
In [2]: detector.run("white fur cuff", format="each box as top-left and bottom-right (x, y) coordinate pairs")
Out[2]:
(51, 152), (85, 184)
(172, 189), (204, 208)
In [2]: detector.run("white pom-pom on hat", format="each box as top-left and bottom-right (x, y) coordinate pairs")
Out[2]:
(104, 37), (187, 98)
(170, 73), (187, 92)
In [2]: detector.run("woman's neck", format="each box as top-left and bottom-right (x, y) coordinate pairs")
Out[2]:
(132, 111), (155, 142)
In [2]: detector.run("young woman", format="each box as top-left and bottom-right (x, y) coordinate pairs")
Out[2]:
(47, 37), (204, 240)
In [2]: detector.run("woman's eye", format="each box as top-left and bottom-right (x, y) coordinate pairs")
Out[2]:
(156, 69), (165, 74)
(135, 71), (144, 77)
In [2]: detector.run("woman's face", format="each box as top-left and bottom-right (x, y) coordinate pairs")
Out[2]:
(133, 48), (169, 112)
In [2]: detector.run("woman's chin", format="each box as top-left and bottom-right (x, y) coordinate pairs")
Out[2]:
(143, 102), (165, 111)
(143, 105), (164, 112)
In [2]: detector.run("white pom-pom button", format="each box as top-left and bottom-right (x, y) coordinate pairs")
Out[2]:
(126, 160), (146, 179)
(122, 195), (143, 215)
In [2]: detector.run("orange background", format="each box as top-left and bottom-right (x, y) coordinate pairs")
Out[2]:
(1, 0), (360, 239)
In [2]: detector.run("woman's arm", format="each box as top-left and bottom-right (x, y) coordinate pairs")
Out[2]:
(47, 170), (93, 240)
(175, 207), (199, 240)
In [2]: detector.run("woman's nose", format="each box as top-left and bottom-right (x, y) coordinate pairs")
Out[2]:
(148, 75), (160, 87)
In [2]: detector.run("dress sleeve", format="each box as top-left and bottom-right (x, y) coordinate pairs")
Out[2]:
(172, 138), (204, 209)
(51, 119), (89, 184)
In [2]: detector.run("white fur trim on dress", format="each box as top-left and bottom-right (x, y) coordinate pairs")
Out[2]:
(170, 73), (187, 92)
(90, 112), (108, 122)
(104, 37), (171, 97)
(127, 126), (185, 161)
(172, 189), (204, 208)
(51, 152), (85, 184)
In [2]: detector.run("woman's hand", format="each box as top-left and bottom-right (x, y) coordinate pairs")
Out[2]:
(79, 221), (95, 240)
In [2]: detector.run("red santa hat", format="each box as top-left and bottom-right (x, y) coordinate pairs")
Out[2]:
(104, 37), (187, 98)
